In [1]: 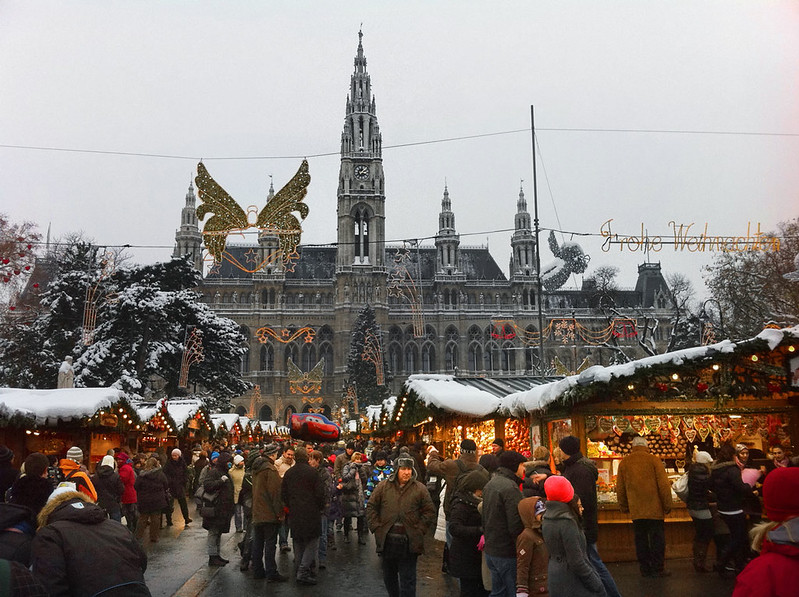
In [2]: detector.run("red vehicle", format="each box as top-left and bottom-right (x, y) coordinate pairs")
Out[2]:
(290, 413), (341, 442)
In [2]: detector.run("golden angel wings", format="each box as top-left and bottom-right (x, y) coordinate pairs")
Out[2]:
(194, 160), (311, 269)
(287, 357), (325, 394)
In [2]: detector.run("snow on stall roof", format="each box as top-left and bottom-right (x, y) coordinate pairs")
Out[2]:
(165, 399), (204, 430)
(0, 387), (128, 425)
(405, 374), (500, 417)
(500, 326), (799, 417)
(210, 413), (241, 430)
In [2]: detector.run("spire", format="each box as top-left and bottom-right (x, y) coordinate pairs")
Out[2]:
(185, 178), (196, 207)
(438, 184), (456, 235)
(267, 175), (275, 201)
(517, 180), (528, 212)
(342, 30), (381, 158)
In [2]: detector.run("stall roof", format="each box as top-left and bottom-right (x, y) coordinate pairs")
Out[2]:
(500, 326), (799, 416)
(0, 387), (130, 425)
(366, 396), (398, 425)
(210, 413), (241, 430)
(135, 398), (205, 431)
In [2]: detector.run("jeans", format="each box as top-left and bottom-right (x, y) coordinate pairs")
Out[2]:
(632, 519), (666, 575)
(587, 542), (621, 597)
(251, 522), (280, 578)
(382, 552), (418, 597)
(108, 509), (122, 523)
(121, 503), (138, 533)
(206, 529), (222, 556)
(718, 513), (748, 571)
(293, 536), (320, 579)
(318, 516), (328, 565)
(279, 520), (290, 547)
(484, 553), (516, 597)
(234, 504), (244, 531)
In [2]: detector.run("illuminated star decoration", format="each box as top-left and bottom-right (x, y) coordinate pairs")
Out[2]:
(387, 244), (424, 337)
(361, 330), (385, 385)
(178, 328), (204, 388)
(490, 318), (639, 347)
(287, 357), (324, 395)
(195, 159), (310, 274)
(82, 251), (118, 345)
(256, 326), (315, 344)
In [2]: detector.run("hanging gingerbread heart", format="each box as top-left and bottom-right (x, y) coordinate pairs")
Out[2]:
(612, 425), (623, 437)
(719, 428), (732, 442)
(698, 426), (710, 442)
(728, 418), (741, 431)
(660, 427), (670, 440)
(685, 428), (697, 443)
(683, 416), (695, 429)
(675, 459), (686, 472)
(614, 416), (631, 433)
(599, 417), (613, 434)
(645, 417), (662, 433)
(758, 428), (770, 439)
(584, 415), (598, 432)
(631, 418), (645, 435)
(670, 415), (683, 429)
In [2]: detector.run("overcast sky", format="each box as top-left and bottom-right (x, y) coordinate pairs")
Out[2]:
(2, 1), (797, 297)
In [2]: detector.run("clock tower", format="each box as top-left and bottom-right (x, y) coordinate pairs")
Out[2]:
(336, 30), (386, 272)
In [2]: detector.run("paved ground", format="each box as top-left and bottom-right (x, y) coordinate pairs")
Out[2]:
(143, 505), (738, 596)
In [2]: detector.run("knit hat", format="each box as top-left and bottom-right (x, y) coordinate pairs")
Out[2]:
(631, 436), (648, 448)
(545, 475), (575, 503)
(373, 450), (387, 462)
(337, 440), (346, 448)
(460, 468), (490, 493)
(210, 451), (220, 462)
(695, 451), (713, 464)
(262, 444), (279, 457)
(66, 446), (83, 464)
(346, 442), (355, 450)
(216, 451), (232, 467)
(233, 455), (244, 465)
(100, 455), (116, 469)
(0, 445), (13, 463)
(47, 484), (82, 504)
(396, 457), (415, 470)
(498, 450), (527, 472)
(116, 451), (130, 465)
(172, 448), (182, 458)
(763, 467), (799, 522)
(460, 439), (477, 454)
(735, 443), (749, 454)
(491, 438), (504, 449)
(23, 452), (49, 478)
(558, 436), (580, 456)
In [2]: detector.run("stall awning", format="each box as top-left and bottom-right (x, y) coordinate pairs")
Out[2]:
(0, 387), (132, 426)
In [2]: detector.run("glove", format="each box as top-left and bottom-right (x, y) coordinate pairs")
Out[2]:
(427, 445), (438, 455)
(477, 535), (485, 551)
(221, 475), (229, 481)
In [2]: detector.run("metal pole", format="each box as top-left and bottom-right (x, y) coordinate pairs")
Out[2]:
(531, 105), (546, 375)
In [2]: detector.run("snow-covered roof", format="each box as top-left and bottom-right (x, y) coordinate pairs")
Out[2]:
(210, 413), (242, 430)
(405, 374), (501, 417)
(500, 326), (799, 417)
(0, 387), (129, 425)
(166, 399), (205, 430)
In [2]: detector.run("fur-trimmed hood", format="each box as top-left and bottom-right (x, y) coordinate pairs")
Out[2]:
(37, 490), (105, 530)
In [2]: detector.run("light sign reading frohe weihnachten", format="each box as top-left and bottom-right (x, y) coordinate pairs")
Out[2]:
(600, 220), (781, 253)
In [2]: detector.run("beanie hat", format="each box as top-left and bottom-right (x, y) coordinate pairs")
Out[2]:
(66, 446), (83, 464)
(0, 445), (13, 463)
(460, 439), (477, 453)
(262, 443), (279, 457)
(498, 450), (527, 472)
(558, 436), (581, 456)
(763, 467), (799, 522)
(545, 475), (575, 503)
(100, 455), (116, 469)
(210, 451), (220, 462)
(374, 450), (387, 462)
(695, 451), (713, 464)
(735, 443), (749, 454)
(460, 468), (490, 493)
(337, 440), (346, 448)
(172, 448), (182, 458)
(116, 451), (130, 465)
(233, 455), (244, 465)
(396, 457), (416, 470)
(491, 438), (504, 449)
(23, 452), (49, 478)
(47, 484), (83, 505)
(216, 451), (232, 467)
(631, 436), (648, 448)
(346, 442), (355, 450)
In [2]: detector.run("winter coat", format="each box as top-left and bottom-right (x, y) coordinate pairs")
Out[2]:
(365, 463), (394, 503)
(116, 453), (137, 504)
(686, 462), (713, 512)
(448, 490), (484, 579)
(92, 464), (124, 518)
(163, 456), (189, 499)
(366, 467), (436, 555)
(229, 465), (246, 503)
(341, 462), (366, 517)
(426, 450), (483, 517)
(58, 459), (98, 503)
(542, 500), (605, 597)
(0, 461), (17, 503)
(31, 491), (150, 596)
(8, 474), (53, 517)
(282, 461), (325, 539)
(192, 455), (208, 491)
(134, 467), (169, 514)
(560, 452), (600, 544)
(333, 451), (351, 479)
(0, 502), (37, 566)
(251, 457), (284, 524)
(711, 461), (753, 513)
(733, 517), (799, 597)
(616, 445), (673, 520)
(522, 460), (553, 499)
(317, 464), (335, 516)
(201, 463), (235, 533)
(517, 497), (550, 596)
(482, 466), (524, 558)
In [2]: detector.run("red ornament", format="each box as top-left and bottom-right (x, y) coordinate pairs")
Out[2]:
(32, 283), (39, 288)
(24, 266), (30, 271)
(18, 252), (25, 258)
(13, 270), (20, 275)
(2, 258), (8, 264)
(696, 382), (709, 393)
(26, 244), (32, 250)
(767, 382), (781, 393)
(656, 382), (669, 392)
(2, 278), (8, 283)
(8, 306), (15, 311)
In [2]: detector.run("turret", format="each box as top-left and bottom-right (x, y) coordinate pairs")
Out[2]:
(173, 178), (203, 272)
(435, 184), (460, 275)
(510, 183), (536, 279)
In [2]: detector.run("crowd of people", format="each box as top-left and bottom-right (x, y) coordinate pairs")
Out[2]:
(0, 433), (797, 597)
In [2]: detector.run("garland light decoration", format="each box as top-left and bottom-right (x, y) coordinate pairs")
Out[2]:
(178, 328), (204, 388)
(362, 330), (385, 385)
(491, 317), (639, 347)
(82, 251), (117, 345)
(195, 159), (311, 273)
(387, 244), (425, 337)
(256, 326), (315, 344)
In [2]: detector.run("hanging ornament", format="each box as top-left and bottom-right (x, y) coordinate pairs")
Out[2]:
(683, 416), (695, 430)
(719, 428), (732, 443)
(767, 381), (781, 393)
(697, 426), (711, 442)
(584, 415), (598, 432)
(685, 428), (698, 443)
(728, 418), (742, 432)
(287, 357), (324, 395)
(388, 244), (425, 337)
(599, 417), (613, 434)
(645, 417), (662, 433)
(630, 418), (646, 435)
(614, 416), (631, 433)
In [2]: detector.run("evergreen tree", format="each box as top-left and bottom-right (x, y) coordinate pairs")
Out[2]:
(345, 305), (389, 411)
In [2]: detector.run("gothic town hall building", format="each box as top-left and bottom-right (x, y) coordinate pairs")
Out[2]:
(173, 33), (674, 424)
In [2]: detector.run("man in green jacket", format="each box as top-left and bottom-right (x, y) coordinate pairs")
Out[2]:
(366, 456), (436, 597)
(250, 444), (288, 583)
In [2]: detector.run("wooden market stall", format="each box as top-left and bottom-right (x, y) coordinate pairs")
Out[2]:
(502, 326), (799, 562)
(136, 398), (214, 452)
(0, 387), (142, 471)
(210, 413), (244, 446)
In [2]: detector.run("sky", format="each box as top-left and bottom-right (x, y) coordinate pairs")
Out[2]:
(2, 1), (798, 299)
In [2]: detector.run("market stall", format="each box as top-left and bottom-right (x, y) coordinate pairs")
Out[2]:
(502, 326), (799, 562)
(210, 413), (244, 446)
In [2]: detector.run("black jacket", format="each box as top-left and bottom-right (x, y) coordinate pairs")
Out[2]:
(31, 491), (150, 596)
(686, 463), (713, 511)
(448, 490), (483, 579)
(561, 452), (599, 545)
(482, 466), (524, 558)
(0, 502), (36, 566)
(92, 465), (124, 517)
(134, 467), (169, 514)
(8, 474), (53, 517)
(711, 461), (752, 513)
(282, 461), (325, 539)
(163, 457), (188, 499)
(522, 460), (553, 499)
(202, 463), (235, 533)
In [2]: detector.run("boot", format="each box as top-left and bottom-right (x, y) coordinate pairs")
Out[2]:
(693, 541), (710, 573)
(208, 556), (228, 567)
(357, 531), (367, 545)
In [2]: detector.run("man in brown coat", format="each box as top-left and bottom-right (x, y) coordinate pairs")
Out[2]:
(366, 456), (436, 597)
(616, 436), (673, 577)
(250, 444), (288, 582)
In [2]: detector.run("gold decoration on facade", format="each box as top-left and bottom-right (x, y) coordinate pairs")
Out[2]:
(553, 355), (591, 376)
(287, 357), (324, 394)
(82, 251), (118, 345)
(248, 384), (260, 418)
(178, 328), (204, 388)
(490, 317), (639, 347)
(362, 330), (385, 385)
(195, 159), (310, 272)
(387, 245), (424, 337)
(256, 326), (315, 344)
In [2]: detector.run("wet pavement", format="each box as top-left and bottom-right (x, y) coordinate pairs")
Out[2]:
(144, 505), (737, 596)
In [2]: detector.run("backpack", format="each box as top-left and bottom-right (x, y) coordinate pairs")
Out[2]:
(194, 483), (220, 518)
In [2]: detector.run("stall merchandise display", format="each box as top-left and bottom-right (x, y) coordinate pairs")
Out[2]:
(464, 420), (496, 454)
(503, 418), (530, 453)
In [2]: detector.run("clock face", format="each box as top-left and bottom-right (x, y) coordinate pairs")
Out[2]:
(354, 164), (369, 180)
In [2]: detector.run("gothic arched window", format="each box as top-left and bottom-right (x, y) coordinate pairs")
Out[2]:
(260, 344), (274, 371)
